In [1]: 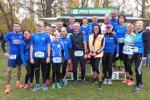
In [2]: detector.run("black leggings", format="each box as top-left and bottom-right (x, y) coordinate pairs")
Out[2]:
(61, 60), (68, 79)
(90, 57), (101, 74)
(134, 53), (143, 87)
(52, 63), (61, 83)
(123, 54), (133, 76)
(25, 61), (34, 84)
(46, 63), (51, 80)
(102, 53), (113, 79)
(34, 58), (47, 84)
(72, 56), (85, 80)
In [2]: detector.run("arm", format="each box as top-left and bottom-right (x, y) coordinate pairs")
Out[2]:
(1, 40), (7, 53)
(20, 42), (26, 65)
(30, 44), (34, 64)
(96, 37), (105, 54)
(142, 32), (148, 57)
(83, 34), (88, 53)
(115, 35), (120, 54)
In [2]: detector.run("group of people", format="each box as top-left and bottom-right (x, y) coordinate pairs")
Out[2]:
(1, 11), (150, 94)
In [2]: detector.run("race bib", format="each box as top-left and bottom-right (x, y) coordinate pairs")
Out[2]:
(9, 55), (17, 60)
(13, 39), (20, 44)
(52, 57), (62, 63)
(118, 38), (124, 43)
(134, 47), (139, 53)
(74, 51), (84, 57)
(123, 45), (134, 51)
(34, 51), (44, 58)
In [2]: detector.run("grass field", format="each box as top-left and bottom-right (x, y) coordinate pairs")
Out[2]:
(0, 49), (150, 100)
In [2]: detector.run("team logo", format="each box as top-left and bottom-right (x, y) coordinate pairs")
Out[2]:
(72, 9), (78, 14)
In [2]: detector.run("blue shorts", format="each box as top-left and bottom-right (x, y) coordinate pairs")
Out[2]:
(8, 55), (22, 68)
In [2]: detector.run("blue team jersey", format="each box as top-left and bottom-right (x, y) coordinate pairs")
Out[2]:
(30, 32), (50, 58)
(4, 32), (23, 55)
(20, 40), (30, 64)
(88, 22), (98, 29)
(60, 38), (72, 60)
(134, 31), (144, 54)
(109, 18), (119, 32)
(80, 25), (92, 37)
(104, 34), (119, 54)
(51, 40), (63, 63)
(116, 25), (126, 43)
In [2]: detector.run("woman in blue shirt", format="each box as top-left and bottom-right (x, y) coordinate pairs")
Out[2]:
(51, 32), (64, 90)
(20, 30), (34, 89)
(132, 21), (147, 93)
(103, 24), (119, 85)
(115, 15), (127, 70)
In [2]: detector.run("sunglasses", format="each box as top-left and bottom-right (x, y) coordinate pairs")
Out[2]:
(107, 27), (111, 28)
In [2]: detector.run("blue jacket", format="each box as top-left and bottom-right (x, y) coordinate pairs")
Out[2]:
(104, 33), (119, 54)
(60, 38), (72, 60)
(20, 40), (30, 65)
(134, 30), (144, 54)
(109, 18), (119, 32)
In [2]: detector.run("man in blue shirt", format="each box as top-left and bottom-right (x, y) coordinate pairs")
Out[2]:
(30, 22), (50, 91)
(70, 22), (88, 85)
(60, 27), (72, 86)
(1, 23), (23, 94)
(109, 11), (119, 32)
(88, 16), (98, 28)
(80, 18), (92, 40)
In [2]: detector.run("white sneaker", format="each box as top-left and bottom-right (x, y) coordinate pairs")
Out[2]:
(103, 79), (108, 84)
(108, 79), (112, 85)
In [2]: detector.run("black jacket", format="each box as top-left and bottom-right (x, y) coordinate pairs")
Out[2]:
(143, 29), (150, 56)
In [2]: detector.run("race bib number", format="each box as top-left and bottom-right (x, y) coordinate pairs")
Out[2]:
(52, 57), (62, 63)
(118, 38), (124, 43)
(13, 39), (20, 44)
(34, 52), (44, 58)
(123, 45), (134, 52)
(112, 72), (119, 80)
(74, 51), (84, 57)
(9, 55), (17, 60)
(134, 47), (139, 53)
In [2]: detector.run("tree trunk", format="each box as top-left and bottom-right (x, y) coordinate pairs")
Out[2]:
(0, 3), (12, 31)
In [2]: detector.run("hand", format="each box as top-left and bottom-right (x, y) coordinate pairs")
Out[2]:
(46, 57), (50, 63)
(4, 53), (9, 58)
(116, 54), (119, 58)
(142, 57), (147, 60)
(68, 59), (71, 64)
(30, 58), (34, 64)
(112, 31), (116, 35)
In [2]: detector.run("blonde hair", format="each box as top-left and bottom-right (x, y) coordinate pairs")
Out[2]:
(36, 21), (44, 27)
(126, 23), (134, 31)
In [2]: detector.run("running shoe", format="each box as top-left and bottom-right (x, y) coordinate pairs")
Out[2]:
(81, 80), (88, 85)
(51, 83), (56, 90)
(24, 84), (28, 89)
(127, 80), (134, 86)
(32, 84), (40, 91)
(42, 84), (48, 91)
(107, 79), (112, 85)
(5, 85), (11, 94)
(56, 83), (61, 89)
(132, 85), (141, 93)
(103, 79), (108, 85)
(16, 81), (23, 88)
(29, 83), (34, 88)
(62, 79), (68, 86)
(98, 81), (104, 89)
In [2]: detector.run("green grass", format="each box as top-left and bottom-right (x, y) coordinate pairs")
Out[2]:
(0, 50), (150, 100)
